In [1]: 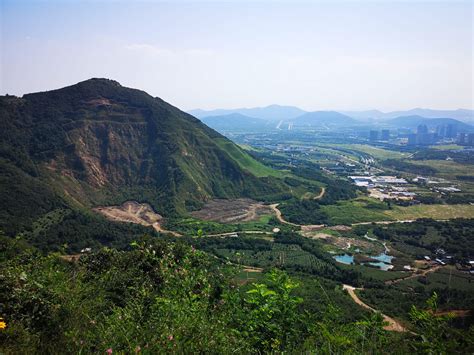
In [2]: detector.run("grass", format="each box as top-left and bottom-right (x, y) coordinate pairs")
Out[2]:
(321, 195), (474, 225)
(215, 245), (319, 269)
(321, 198), (393, 225)
(215, 138), (283, 178)
(338, 263), (407, 282)
(336, 144), (407, 160)
(384, 204), (474, 220)
(397, 266), (474, 292)
(165, 213), (287, 236)
(429, 144), (464, 150)
(408, 160), (474, 178)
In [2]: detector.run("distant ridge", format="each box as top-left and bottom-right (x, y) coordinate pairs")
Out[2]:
(200, 113), (271, 131)
(289, 111), (357, 127)
(191, 107), (474, 123)
(342, 108), (474, 123)
(386, 115), (473, 131)
(188, 104), (306, 121)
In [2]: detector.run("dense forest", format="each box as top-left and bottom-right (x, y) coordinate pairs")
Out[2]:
(1, 235), (471, 354)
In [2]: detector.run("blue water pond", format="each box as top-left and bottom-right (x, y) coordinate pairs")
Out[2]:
(333, 252), (394, 270)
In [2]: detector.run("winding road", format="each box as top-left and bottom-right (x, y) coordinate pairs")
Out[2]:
(342, 284), (407, 332)
(269, 203), (300, 226)
(313, 186), (326, 200)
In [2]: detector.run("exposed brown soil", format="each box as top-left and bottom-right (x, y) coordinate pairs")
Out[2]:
(303, 232), (333, 240)
(94, 201), (181, 236)
(269, 204), (300, 226)
(314, 186), (326, 200)
(191, 198), (272, 223)
(60, 254), (82, 262)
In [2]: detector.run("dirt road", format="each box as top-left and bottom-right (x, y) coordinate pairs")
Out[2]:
(269, 203), (300, 226)
(313, 187), (326, 200)
(342, 284), (407, 332)
(385, 265), (442, 285)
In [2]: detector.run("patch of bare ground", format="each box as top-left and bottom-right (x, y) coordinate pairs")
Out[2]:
(60, 254), (82, 262)
(94, 201), (181, 236)
(191, 198), (272, 223)
(242, 266), (264, 273)
(327, 236), (376, 250)
(300, 225), (326, 234)
(304, 232), (333, 240)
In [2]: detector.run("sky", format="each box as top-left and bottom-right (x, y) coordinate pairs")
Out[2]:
(1, 0), (473, 111)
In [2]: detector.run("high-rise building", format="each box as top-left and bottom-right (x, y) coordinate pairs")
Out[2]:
(369, 130), (379, 142)
(436, 125), (446, 138)
(458, 133), (466, 144)
(417, 124), (428, 134)
(381, 129), (390, 141)
(445, 124), (457, 138)
(467, 133), (474, 146)
(407, 134), (417, 146)
(418, 133), (435, 145)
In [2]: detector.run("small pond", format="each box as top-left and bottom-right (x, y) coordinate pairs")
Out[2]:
(333, 254), (354, 265)
(333, 252), (394, 270)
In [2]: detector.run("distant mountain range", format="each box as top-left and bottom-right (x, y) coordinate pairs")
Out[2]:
(200, 113), (272, 131)
(189, 106), (474, 124)
(189, 104), (306, 121)
(339, 108), (474, 122)
(386, 115), (474, 132)
(289, 111), (357, 127)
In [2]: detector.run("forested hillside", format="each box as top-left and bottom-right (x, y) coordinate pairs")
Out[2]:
(0, 79), (291, 238)
(1, 235), (470, 354)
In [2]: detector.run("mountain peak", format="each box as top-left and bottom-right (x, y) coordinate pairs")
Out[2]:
(77, 78), (122, 87)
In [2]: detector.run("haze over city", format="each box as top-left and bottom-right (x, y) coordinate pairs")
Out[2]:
(1, 0), (472, 111)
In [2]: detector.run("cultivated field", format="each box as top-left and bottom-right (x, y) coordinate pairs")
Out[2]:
(385, 204), (474, 220)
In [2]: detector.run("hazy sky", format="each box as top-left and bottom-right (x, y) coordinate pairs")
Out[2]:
(1, 0), (472, 111)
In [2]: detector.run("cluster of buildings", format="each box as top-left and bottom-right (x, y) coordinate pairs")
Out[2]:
(365, 124), (473, 146)
(458, 132), (474, 145)
(406, 124), (474, 146)
(424, 250), (474, 274)
(349, 175), (408, 187)
(413, 176), (462, 194)
(349, 175), (416, 201)
(369, 129), (390, 142)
